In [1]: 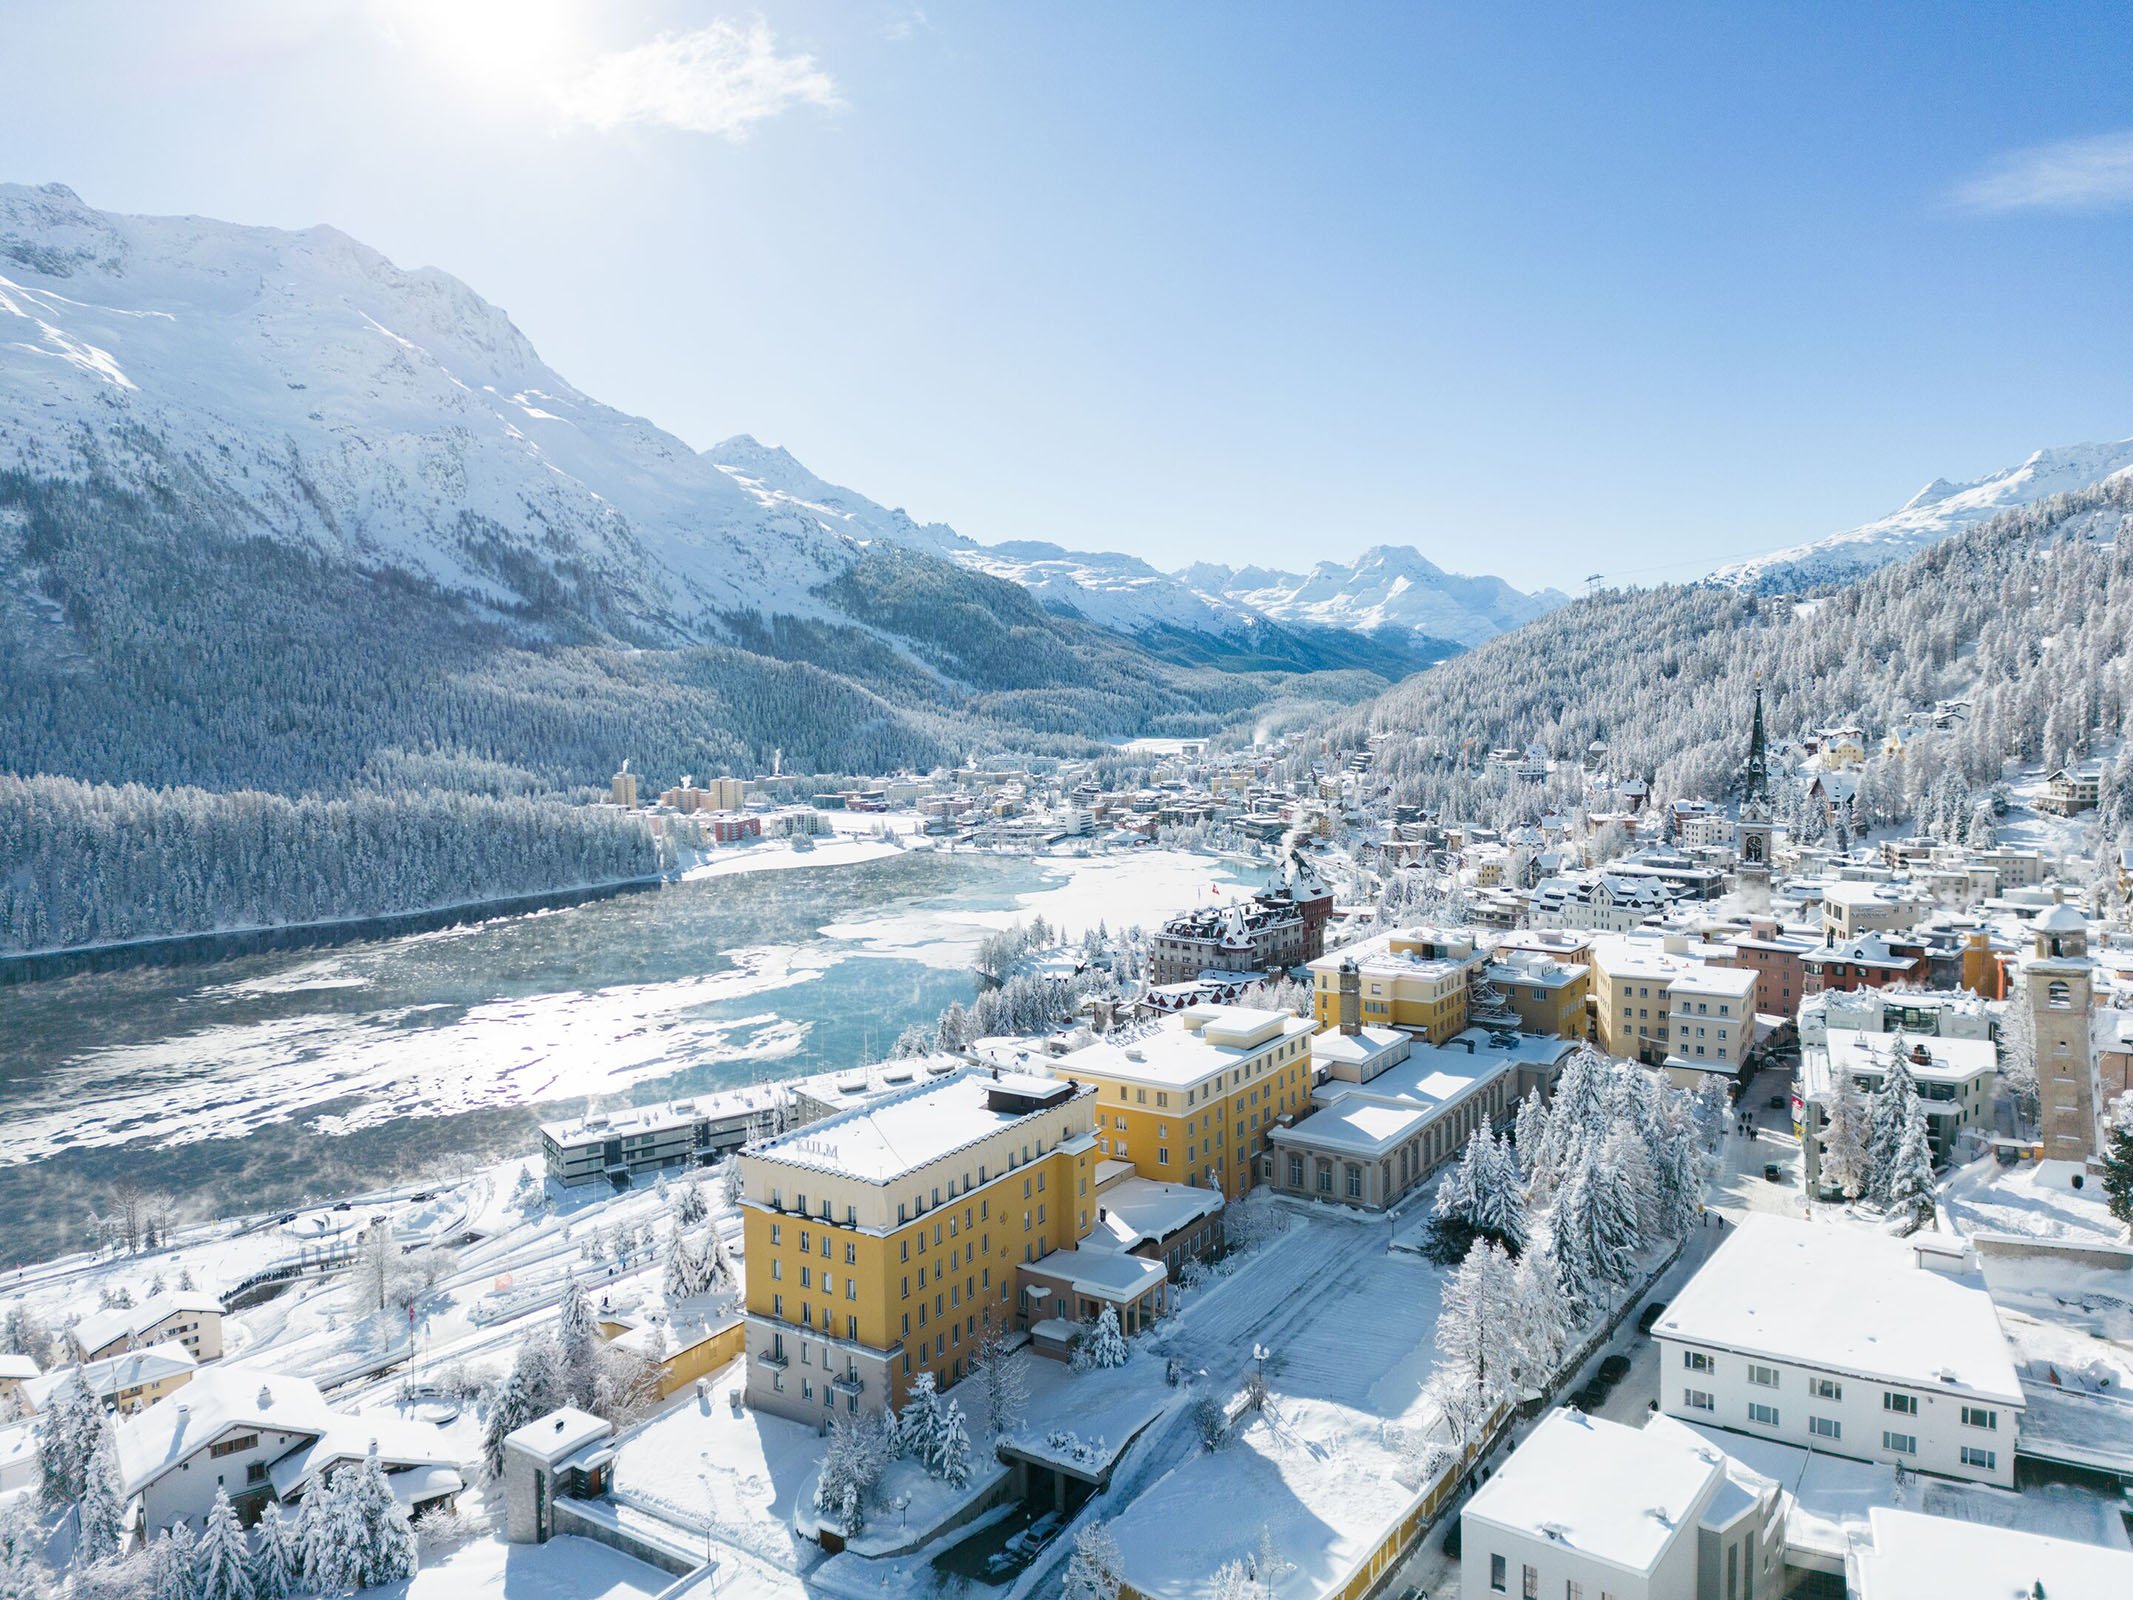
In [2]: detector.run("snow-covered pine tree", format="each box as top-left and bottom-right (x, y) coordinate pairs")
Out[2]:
(673, 1179), (708, 1228)
(1471, 1123), (1528, 1253)
(1511, 1090), (1549, 1185)
(1821, 1063), (1871, 1201)
(76, 1421), (126, 1568)
(342, 1449), (418, 1590)
(0, 1498), (47, 1600)
(1692, 1075), (1731, 1151)
(720, 1160), (743, 1209)
(898, 1372), (944, 1462)
(150, 1522), (195, 1600)
(554, 1275), (601, 1409)
(970, 1325), (1028, 1440)
(1865, 1054), (1923, 1204)
(252, 1503), (298, 1600)
(36, 1369), (99, 1510)
(480, 1348), (553, 1475)
(932, 1397), (973, 1487)
(192, 1485), (252, 1600)
(1434, 1237), (1515, 1405)
(298, 1472), (341, 1596)
(1061, 1519), (1124, 1600)
(1072, 1306), (1128, 1371)
(1591, 1121), (1654, 1281)
(1997, 992), (2039, 1136)
(1885, 1098), (1937, 1231)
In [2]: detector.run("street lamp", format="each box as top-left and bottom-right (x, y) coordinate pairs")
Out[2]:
(698, 1451), (714, 1573)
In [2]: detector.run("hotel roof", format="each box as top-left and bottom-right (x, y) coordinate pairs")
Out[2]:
(1653, 1216), (2023, 1406)
(748, 1068), (1087, 1183)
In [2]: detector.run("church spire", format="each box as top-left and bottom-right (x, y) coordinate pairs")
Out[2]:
(1742, 676), (1771, 814)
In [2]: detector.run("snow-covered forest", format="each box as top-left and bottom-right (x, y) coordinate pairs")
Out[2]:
(1348, 475), (2133, 841)
(0, 776), (668, 954)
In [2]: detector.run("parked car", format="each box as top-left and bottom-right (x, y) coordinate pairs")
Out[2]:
(1763, 1163), (1784, 1183)
(1766, 1093), (1786, 1110)
(1598, 1354), (1632, 1385)
(1637, 1300), (1668, 1334)
(1575, 1381), (1611, 1410)
(1007, 1512), (1064, 1560)
(1443, 1520), (1462, 1558)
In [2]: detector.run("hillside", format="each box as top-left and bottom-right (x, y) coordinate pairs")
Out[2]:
(0, 183), (1386, 797)
(1347, 474), (2133, 838)
(1183, 545), (1570, 649)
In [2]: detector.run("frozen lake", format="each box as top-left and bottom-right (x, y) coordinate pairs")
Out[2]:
(0, 846), (1259, 1265)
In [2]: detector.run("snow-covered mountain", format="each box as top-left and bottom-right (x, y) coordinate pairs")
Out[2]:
(1710, 437), (2133, 593)
(1183, 546), (1571, 648)
(705, 434), (1273, 641)
(0, 181), (866, 640)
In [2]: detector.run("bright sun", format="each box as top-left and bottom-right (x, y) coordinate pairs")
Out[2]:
(380, 0), (590, 109)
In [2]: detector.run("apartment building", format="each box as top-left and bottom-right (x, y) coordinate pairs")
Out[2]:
(1712, 918), (1815, 1019)
(1798, 931), (1930, 998)
(1461, 1411), (1781, 1600)
(738, 1069), (1100, 1423)
(1483, 946), (1591, 1037)
(1307, 927), (1476, 1043)
(1051, 1005), (1316, 1202)
(1589, 933), (1758, 1077)
(1655, 1218), (2023, 1488)
(1529, 871), (1674, 933)
(1799, 1031), (1995, 1194)
(1819, 882), (1922, 941)
(69, 1290), (225, 1365)
(1852, 1507), (2133, 1600)
(541, 1087), (785, 1189)
(26, 1343), (196, 1417)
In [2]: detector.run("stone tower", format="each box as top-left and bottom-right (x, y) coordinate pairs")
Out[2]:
(1338, 957), (1362, 1037)
(2026, 902), (2100, 1164)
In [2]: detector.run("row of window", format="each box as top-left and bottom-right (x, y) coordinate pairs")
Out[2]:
(1683, 1389), (1996, 1469)
(1682, 1352), (1995, 1430)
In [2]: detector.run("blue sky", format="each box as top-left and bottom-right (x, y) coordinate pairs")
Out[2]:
(4, 1), (2129, 589)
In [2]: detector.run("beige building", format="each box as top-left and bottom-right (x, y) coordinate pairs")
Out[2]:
(1483, 946), (1591, 1038)
(1051, 1005), (1317, 1201)
(69, 1290), (224, 1365)
(738, 1069), (1100, 1423)
(1590, 933), (1758, 1078)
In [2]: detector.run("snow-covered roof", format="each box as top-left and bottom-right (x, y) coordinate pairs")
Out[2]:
(1270, 1097), (1435, 1157)
(2033, 902), (2088, 934)
(25, 1344), (197, 1413)
(540, 1082), (786, 1146)
(1090, 1176), (1224, 1249)
(266, 1414), (465, 1499)
(70, 1289), (222, 1356)
(1653, 1216), (2023, 1406)
(1853, 1506), (2133, 1600)
(116, 1369), (338, 1495)
(1025, 1245), (1165, 1301)
(1313, 1031), (1570, 1119)
(1800, 1031), (1996, 1099)
(1461, 1410), (1720, 1576)
(1056, 1009), (1312, 1091)
(0, 1355), (38, 1382)
(1308, 1025), (1409, 1069)
(748, 1068), (1079, 1183)
(503, 1407), (612, 1468)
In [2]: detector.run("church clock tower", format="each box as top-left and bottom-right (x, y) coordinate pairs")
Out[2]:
(1736, 680), (1776, 885)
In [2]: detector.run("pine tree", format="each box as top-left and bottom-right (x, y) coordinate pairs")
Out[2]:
(1435, 1238), (1515, 1404)
(1885, 1098), (1937, 1231)
(150, 1522), (195, 1600)
(2102, 1095), (2133, 1228)
(192, 1486), (253, 1600)
(1506, 1242), (1570, 1393)
(554, 1276), (600, 1409)
(1071, 1306), (1128, 1371)
(0, 1498), (48, 1600)
(1820, 1064), (1871, 1201)
(897, 1372), (944, 1463)
(932, 1397), (973, 1487)
(672, 1179), (708, 1228)
(76, 1421), (126, 1568)
(252, 1503), (298, 1600)
(343, 1449), (418, 1589)
(1471, 1123), (1528, 1253)
(36, 1369), (99, 1511)
(1865, 1055), (1923, 1205)
(971, 1325), (1028, 1440)
(298, 1470), (346, 1596)
(1061, 1520), (1124, 1600)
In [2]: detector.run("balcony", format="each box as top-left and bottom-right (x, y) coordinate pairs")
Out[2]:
(832, 1372), (865, 1396)
(755, 1348), (788, 1371)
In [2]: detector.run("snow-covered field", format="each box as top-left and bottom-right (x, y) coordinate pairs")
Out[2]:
(390, 1532), (663, 1600)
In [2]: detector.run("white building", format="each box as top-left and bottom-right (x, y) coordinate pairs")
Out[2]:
(1460, 1410), (1781, 1600)
(1798, 1031), (1995, 1197)
(539, 1085), (784, 1188)
(69, 1290), (225, 1364)
(116, 1368), (461, 1533)
(1531, 871), (1675, 933)
(1654, 1217), (2022, 1487)
(1850, 1506), (2133, 1600)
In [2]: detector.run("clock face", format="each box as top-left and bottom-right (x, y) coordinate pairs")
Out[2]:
(1744, 834), (1764, 863)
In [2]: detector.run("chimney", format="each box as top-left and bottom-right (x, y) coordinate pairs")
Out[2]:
(1338, 958), (1362, 1036)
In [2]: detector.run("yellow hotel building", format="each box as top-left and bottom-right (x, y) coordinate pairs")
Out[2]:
(740, 1068), (1098, 1424)
(1306, 929), (1477, 1043)
(1049, 1005), (1317, 1202)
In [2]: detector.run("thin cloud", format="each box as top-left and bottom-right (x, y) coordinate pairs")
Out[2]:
(565, 18), (839, 141)
(1951, 130), (2133, 213)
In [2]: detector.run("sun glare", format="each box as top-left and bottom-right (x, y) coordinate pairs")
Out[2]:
(380, 0), (588, 109)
